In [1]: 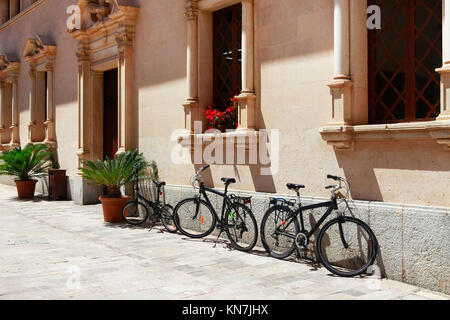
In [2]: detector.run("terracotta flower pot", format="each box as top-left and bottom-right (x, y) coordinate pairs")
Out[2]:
(99, 195), (131, 223)
(15, 180), (38, 199)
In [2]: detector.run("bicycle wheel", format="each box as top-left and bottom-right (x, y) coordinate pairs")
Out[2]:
(122, 201), (149, 225)
(316, 216), (378, 277)
(260, 205), (300, 259)
(173, 198), (216, 238)
(224, 203), (258, 252)
(160, 204), (178, 233)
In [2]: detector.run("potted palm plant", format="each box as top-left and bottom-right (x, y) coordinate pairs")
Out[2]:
(78, 149), (148, 223)
(0, 144), (52, 199)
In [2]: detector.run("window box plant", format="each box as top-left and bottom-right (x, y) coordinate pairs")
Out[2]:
(0, 144), (52, 199)
(202, 97), (238, 132)
(78, 149), (148, 223)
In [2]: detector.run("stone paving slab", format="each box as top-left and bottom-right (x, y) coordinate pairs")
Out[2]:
(0, 184), (448, 300)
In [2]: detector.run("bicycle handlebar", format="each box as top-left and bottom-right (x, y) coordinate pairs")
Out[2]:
(198, 165), (210, 174)
(327, 174), (340, 181)
(192, 165), (211, 187)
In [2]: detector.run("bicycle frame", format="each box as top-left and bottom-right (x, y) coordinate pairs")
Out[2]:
(197, 182), (238, 228)
(277, 197), (339, 240)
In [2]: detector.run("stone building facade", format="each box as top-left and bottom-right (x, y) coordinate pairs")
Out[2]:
(0, 0), (449, 294)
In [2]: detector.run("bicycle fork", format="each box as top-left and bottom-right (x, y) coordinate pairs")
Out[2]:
(337, 215), (349, 249)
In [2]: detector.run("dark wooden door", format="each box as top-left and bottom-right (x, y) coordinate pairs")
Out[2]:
(103, 68), (118, 160)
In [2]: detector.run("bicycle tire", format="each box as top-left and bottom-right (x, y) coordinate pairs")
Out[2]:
(316, 216), (378, 277)
(224, 203), (258, 252)
(160, 204), (178, 233)
(122, 201), (149, 225)
(173, 198), (216, 238)
(260, 205), (300, 259)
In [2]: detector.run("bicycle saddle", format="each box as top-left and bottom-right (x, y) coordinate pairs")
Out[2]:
(286, 183), (305, 191)
(154, 181), (166, 188)
(221, 178), (236, 185)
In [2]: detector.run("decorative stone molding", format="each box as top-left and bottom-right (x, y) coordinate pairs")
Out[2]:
(184, 0), (198, 20)
(327, 79), (353, 126)
(181, 0), (257, 139)
(22, 36), (57, 149)
(67, 0), (120, 32)
(320, 121), (450, 151)
(0, 54), (20, 151)
(67, 2), (139, 165)
(436, 64), (450, 122)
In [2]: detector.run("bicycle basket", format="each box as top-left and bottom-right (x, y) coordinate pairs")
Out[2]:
(137, 178), (159, 203)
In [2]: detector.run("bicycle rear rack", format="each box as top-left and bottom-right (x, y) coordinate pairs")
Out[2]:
(229, 194), (252, 209)
(269, 197), (296, 208)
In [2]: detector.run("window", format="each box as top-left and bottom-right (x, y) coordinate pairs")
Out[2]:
(368, 0), (442, 123)
(213, 3), (242, 110)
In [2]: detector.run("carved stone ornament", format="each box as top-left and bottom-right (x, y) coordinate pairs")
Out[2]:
(22, 36), (45, 58)
(71, 0), (120, 31)
(0, 55), (10, 71)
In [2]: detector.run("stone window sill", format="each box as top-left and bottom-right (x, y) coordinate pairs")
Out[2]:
(177, 130), (261, 151)
(319, 120), (450, 151)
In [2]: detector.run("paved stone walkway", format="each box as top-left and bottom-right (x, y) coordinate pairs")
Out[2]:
(0, 184), (448, 300)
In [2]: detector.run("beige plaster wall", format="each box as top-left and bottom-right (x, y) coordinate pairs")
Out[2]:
(136, 0), (450, 208)
(0, 0), (79, 177)
(0, 0), (448, 207)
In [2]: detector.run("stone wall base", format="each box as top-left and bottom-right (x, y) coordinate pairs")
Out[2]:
(68, 176), (103, 205)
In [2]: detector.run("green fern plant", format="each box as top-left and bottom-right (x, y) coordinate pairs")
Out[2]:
(0, 144), (52, 181)
(78, 149), (149, 198)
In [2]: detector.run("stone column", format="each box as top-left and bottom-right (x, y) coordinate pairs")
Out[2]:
(0, 0), (9, 24)
(437, 0), (450, 121)
(334, 0), (350, 80)
(10, 75), (20, 147)
(27, 65), (37, 143)
(117, 29), (137, 154)
(183, 0), (200, 134)
(328, 0), (353, 126)
(76, 46), (91, 164)
(44, 63), (56, 148)
(0, 80), (4, 131)
(91, 70), (103, 161)
(236, 0), (256, 131)
(0, 80), (4, 149)
(10, 0), (19, 18)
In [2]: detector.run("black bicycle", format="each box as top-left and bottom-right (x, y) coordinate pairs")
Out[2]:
(173, 165), (258, 252)
(122, 166), (177, 233)
(260, 175), (378, 277)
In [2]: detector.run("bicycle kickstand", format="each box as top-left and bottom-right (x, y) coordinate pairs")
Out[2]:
(213, 228), (224, 248)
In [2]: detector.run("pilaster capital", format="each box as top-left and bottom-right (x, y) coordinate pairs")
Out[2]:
(76, 46), (90, 62)
(116, 30), (134, 49)
(185, 0), (198, 20)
